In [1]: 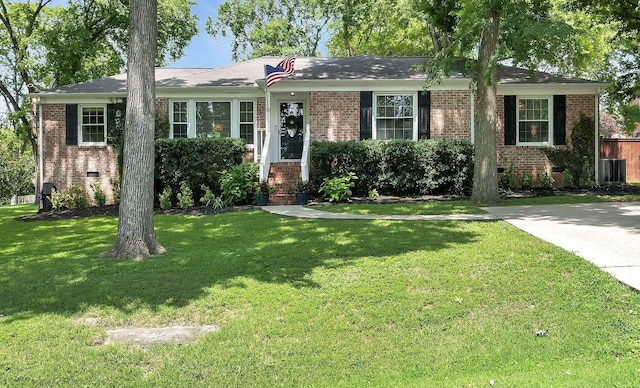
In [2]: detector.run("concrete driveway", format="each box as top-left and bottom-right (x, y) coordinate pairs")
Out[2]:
(483, 202), (640, 292)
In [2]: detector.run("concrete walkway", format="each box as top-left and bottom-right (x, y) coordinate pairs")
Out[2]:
(262, 203), (640, 292)
(263, 205), (498, 221)
(483, 202), (640, 292)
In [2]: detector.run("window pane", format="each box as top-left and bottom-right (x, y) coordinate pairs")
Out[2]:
(240, 124), (253, 144)
(196, 102), (231, 138)
(519, 121), (549, 143)
(173, 124), (188, 138)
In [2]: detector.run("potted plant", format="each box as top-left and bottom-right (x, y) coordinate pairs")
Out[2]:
(252, 179), (275, 206)
(292, 179), (311, 205)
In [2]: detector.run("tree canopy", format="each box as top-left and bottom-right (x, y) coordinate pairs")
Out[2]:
(208, 0), (435, 60)
(206, 0), (330, 61)
(0, 0), (197, 158)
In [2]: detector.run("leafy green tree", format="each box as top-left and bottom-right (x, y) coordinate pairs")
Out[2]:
(0, 127), (34, 204)
(575, 0), (639, 134)
(206, 0), (329, 61)
(326, 0), (432, 56)
(420, 0), (607, 203)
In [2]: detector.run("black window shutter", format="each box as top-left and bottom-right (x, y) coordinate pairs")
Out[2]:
(418, 91), (430, 140)
(360, 91), (372, 140)
(503, 96), (516, 145)
(65, 104), (78, 145)
(553, 95), (566, 145)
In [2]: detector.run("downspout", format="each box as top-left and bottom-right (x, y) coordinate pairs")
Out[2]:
(470, 87), (475, 143)
(594, 88), (600, 184)
(34, 96), (43, 200)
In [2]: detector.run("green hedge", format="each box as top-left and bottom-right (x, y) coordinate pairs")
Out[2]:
(155, 138), (246, 204)
(310, 139), (474, 196)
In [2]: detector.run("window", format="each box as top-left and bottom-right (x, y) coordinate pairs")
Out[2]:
(239, 101), (255, 144)
(196, 102), (231, 138)
(518, 97), (552, 144)
(169, 99), (257, 145)
(374, 94), (416, 140)
(80, 106), (106, 144)
(172, 101), (188, 138)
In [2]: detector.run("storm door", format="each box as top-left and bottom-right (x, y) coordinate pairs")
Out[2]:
(279, 102), (304, 160)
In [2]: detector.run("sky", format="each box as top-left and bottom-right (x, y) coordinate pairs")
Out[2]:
(169, 0), (235, 69)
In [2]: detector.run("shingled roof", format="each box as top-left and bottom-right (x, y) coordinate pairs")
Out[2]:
(35, 55), (603, 95)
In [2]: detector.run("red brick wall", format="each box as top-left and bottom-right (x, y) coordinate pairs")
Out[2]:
(496, 94), (596, 181)
(430, 90), (473, 140)
(40, 104), (119, 204)
(310, 91), (360, 141)
(257, 97), (266, 128)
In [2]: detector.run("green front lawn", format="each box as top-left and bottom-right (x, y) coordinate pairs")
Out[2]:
(1, 204), (639, 386)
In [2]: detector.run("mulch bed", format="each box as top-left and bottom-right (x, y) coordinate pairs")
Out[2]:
(17, 205), (255, 222)
(16, 184), (640, 222)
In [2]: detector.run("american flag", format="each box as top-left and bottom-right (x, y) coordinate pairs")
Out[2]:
(265, 57), (296, 87)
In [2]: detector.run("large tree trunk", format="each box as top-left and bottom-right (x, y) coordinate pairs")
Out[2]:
(103, 0), (165, 259)
(470, 8), (501, 205)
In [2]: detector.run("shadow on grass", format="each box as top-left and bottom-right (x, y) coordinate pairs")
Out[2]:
(0, 208), (481, 320)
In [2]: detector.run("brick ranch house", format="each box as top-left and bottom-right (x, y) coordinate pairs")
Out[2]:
(30, 56), (607, 204)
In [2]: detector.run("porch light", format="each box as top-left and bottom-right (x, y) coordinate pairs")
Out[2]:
(290, 91), (295, 96)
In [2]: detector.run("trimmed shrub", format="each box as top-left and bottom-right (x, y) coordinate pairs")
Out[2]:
(155, 137), (246, 205)
(311, 139), (473, 197)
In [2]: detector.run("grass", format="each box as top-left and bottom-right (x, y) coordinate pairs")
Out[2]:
(1, 204), (640, 386)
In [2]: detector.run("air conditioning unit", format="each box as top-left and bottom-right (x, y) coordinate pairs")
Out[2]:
(599, 159), (626, 183)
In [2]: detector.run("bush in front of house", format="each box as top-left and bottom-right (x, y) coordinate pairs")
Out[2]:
(319, 172), (357, 203)
(155, 137), (246, 206)
(220, 162), (259, 206)
(50, 184), (89, 210)
(90, 181), (107, 206)
(177, 181), (195, 209)
(310, 139), (474, 197)
(541, 114), (596, 188)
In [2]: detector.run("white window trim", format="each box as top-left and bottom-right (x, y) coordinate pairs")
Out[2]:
(169, 99), (257, 145)
(78, 104), (107, 146)
(238, 100), (257, 147)
(169, 100), (190, 139)
(516, 95), (553, 146)
(372, 92), (419, 141)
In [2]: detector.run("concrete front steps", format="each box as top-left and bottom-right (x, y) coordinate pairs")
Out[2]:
(267, 162), (302, 205)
